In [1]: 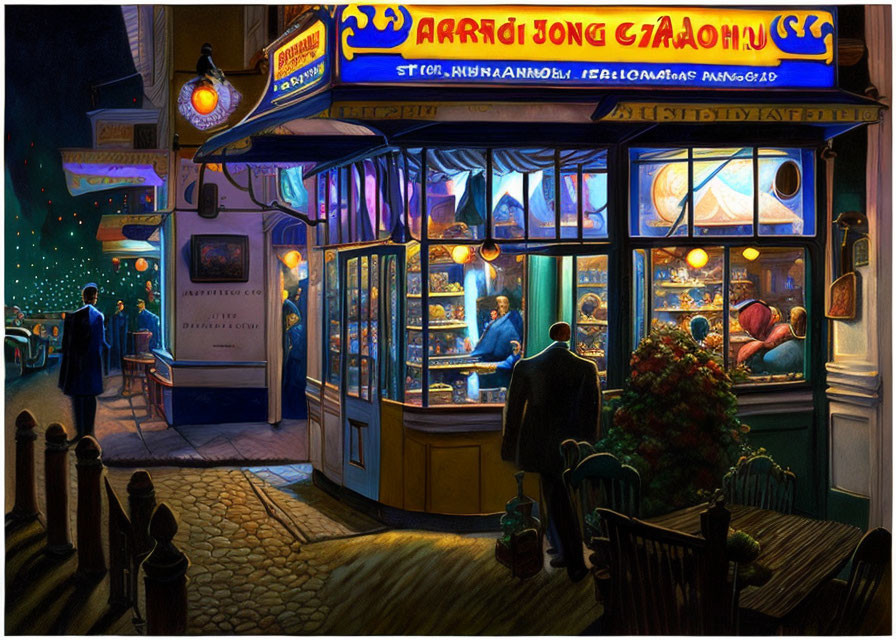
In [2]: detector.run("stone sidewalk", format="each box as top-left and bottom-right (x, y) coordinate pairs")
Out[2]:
(93, 374), (308, 466)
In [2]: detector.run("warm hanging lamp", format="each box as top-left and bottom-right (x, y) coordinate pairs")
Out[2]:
(479, 152), (500, 262)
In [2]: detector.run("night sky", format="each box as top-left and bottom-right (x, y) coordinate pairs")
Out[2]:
(5, 6), (156, 318)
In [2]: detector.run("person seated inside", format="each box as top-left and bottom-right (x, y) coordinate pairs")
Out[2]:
(470, 295), (523, 388)
(736, 300), (806, 374)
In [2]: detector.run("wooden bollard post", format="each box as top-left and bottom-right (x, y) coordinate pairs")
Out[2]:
(142, 503), (189, 635)
(75, 436), (106, 579)
(11, 410), (39, 522)
(45, 423), (74, 556)
(128, 470), (156, 559)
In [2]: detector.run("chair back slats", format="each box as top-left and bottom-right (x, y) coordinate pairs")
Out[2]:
(599, 507), (731, 635)
(569, 453), (641, 544)
(723, 455), (796, 514)
(560, 439), (582, 474)
(827, 527), (891, 635)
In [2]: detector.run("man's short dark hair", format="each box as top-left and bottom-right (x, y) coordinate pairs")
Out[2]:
(82, 286), (98, 301)
(549, 321), (571, 342)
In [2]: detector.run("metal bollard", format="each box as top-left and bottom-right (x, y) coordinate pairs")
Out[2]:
(75, 436), (106, 579)
(127, 470), (156, 559)
(142, 503), (189, 635)
(44, 423), (74, 556)
(11, 410), (39, 522)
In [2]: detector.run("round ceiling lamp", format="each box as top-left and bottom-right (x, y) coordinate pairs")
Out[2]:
(742, 247), (760, 261)
(479, 238), (501, 262)
(686, 248), (709, 269)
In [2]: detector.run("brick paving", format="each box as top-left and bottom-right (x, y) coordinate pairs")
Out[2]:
(7, 366), (604, 635)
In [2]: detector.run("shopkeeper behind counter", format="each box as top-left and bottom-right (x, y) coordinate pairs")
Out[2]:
(469, 295), (524, 388)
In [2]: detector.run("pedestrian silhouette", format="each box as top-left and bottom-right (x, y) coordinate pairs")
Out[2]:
(501, 321), (602, 582)
(58, 283), (110, 443)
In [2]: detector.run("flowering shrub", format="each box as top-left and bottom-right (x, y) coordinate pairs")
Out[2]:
(597, 325), (748, 517)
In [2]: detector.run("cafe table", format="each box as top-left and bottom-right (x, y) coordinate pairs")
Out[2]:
(649, 503), (863, 625)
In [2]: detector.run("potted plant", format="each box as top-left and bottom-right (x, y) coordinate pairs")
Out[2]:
(598, 325), (749, 517)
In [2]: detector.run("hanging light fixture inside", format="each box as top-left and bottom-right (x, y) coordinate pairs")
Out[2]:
(480, 238), (501, 262)
(742, 247), (760, 261)
(686, 248), (709, 269)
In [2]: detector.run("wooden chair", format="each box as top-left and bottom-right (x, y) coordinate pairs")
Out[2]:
(826, 527), (891, 635)
(723, 454), (796, 514)
(568, 452), (641, 544)
(598, 503), (733, 635)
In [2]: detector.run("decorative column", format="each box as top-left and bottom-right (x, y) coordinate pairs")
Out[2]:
(142, 503), (189, 634)
(11, 409), (39, 522)
(76, 436), (106, 578)
(44, 423), (74, 556)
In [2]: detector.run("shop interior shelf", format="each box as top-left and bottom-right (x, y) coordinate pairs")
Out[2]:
(578, 282), (608, 287)
(408, 291), (465, 298)
(654, 307), (723, 312)
(406, 322), (469, 331)
(406, 361), (473, 370)
(576, 320), (608, 326)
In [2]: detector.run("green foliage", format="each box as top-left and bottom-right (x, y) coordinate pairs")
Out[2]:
(598, 325), (749, 517)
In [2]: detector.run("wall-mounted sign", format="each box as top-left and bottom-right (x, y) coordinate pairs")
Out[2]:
(96, 121), (134, 148)
(255, 19), (330, 114)
(60, 149), (169, 196)
(337, 5), (836, 89)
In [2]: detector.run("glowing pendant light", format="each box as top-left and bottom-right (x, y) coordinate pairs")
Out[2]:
(686, 248), (709, 269)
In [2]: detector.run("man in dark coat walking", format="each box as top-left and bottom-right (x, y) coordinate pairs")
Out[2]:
(501, 321), (602, 582)
(59, 283), (110, 442)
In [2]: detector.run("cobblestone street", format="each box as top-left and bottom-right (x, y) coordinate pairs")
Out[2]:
(6, 367), (601, 635)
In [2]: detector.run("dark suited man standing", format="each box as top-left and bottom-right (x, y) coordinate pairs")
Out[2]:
(501, 321), (601, 582)
(59, 283), (110, 443)
(109, 299), (129, 371)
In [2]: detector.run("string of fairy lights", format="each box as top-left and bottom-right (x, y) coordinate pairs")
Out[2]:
(5, 139), (160, 318)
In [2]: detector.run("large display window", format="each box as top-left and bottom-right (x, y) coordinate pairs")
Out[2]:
(406, 242), (525, 406)
(634, 246), (807, 382)
(630, 147), (815, 238)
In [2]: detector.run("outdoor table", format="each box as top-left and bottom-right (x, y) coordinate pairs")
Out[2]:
(123, 354), (155, 401)
(649, 503), (863, 625)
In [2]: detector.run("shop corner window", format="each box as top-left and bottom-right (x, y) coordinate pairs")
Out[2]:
(406, 242), (525, 406)
(635, 246), (807, 384)
(426, 148), (607, 242)
(630, 147), (815, 238)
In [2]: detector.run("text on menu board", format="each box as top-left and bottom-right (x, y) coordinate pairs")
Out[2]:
(337, 5), (836, 89)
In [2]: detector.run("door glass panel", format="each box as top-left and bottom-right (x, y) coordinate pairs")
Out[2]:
(574, 255), (609, 387)
(359, 256), (370, 400)
(369, 254), (379, 401)
(346, 257), (360, 397)
(325, 250), (340, 385)
(382, 255), (401, 401)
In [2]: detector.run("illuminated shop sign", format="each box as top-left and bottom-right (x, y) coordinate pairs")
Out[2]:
(257, 19), (330, 112)
(60, 149), (169, 196)
(337, 5), (836, 89)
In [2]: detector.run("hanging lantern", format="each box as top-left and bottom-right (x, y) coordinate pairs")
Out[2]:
(451, 245), (474, 264)
(479, 238), (501, 262)
(135, 258), (149, 272)
(280, 250), (301, 270)
(111, 257), (120, 272)
(742, 247), (760, 261)
(686, 248), (709, 269)
(145, 280), (153, 291)
(190, 81), (218, 115)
